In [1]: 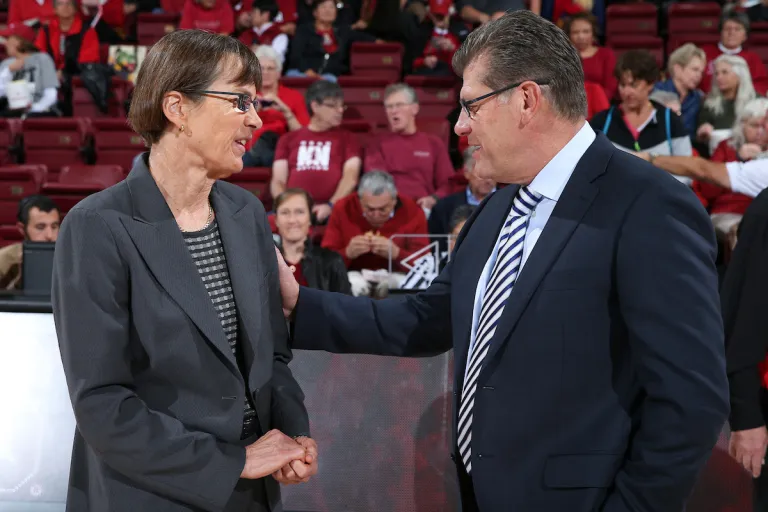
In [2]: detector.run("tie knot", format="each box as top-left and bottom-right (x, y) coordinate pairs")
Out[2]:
(512, 186), (543, 216)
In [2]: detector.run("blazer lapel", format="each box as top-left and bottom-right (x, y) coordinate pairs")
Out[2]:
(211, 186), (265, 383)
(453, 184), (519, 388)
(120, 158), (239, 372)
(481, 135), (613, 371)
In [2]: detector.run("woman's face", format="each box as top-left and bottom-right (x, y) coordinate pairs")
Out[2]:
(721, 20), (747, 50)
(182, 69), (262, 179)
(618, 71), (654, 110)
(743, 115), (765, 144)
(5, 36), (20, 58)
(674, 56), (705, 91)
(569, 19), (594, 52)
(714, 62), (740, 93)
(275, 194), (311, 243)
(313, 0), (337, 24)
(54, 0), (77, 20)
(259, 58), (280, 90)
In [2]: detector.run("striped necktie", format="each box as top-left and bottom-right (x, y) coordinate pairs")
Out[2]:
(457, 186), (543, 473)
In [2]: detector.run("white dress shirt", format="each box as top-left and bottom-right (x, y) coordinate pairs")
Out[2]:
(464, 122), (597, 378)
(726, 160), (768, 198)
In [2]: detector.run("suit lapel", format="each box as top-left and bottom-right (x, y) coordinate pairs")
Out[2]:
(212, 186), (265, 383)
(121, 159), (239, 372)
(481, 135), (613, 372)
(453, 185), (519, 389)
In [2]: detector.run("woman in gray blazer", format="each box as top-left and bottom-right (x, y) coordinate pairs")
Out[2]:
(51, 30), (317, 512)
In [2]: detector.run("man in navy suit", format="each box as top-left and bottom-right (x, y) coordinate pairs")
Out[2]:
(277, 11), (729, 512)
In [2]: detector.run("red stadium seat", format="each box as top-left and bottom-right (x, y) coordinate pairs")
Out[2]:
(0, 165), (47, 226)
(0, 225), (22, 248)
(404, 75), (459, 119)
(419, 119), (451, 148)
(0, 119), (21, 165)
(91, 118), (145, 171)
(21, 118), (89, 181)
(137, 13), (179, 46)
(42, 165), (124, 214)
(341, 119), (375, 149)
(605, 4), (658, 39)
(666, 32), (719, 57)
(225, 167), (273, 211)
(667, 2), (721, 34)
(279, 76), (319, 98)
(72, 76), (129, 118)
(608, 35), (664, 68)
(350, 42), (404, 81)
(339, 76), (389, 125)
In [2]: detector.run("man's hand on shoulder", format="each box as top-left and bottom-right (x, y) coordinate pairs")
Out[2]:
(275, 246), (299, 318)
(273, 436), (319, 485)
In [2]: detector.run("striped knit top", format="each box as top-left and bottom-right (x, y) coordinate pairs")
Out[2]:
(182, 220), (258, 439)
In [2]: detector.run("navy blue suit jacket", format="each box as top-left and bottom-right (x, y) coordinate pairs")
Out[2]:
(292, 133), (729, 512)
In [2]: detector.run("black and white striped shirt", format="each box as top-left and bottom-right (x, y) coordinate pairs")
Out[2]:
(183, 220), (257, 438)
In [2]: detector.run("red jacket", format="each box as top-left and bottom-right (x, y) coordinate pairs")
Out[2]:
(238, 22), (283, 46)
(247, 84), (310, 148)
(178, 0), (234, 34)
(321, 194), (429, 272)
(701, 45), (768, 95)
(413, 27), (461, 70)
(35, 16), (100, 71)
(9, 0), (55, 25)
(585, 81), (609, 121)
(693, 140), (753, 215)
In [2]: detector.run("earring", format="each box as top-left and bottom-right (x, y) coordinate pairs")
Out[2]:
(180, 124), (185, 133)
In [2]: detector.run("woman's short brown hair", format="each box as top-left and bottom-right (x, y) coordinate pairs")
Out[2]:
(128, 30), (262, 146)
(274, 188), (314, 212)
(562, 12), (600, 39)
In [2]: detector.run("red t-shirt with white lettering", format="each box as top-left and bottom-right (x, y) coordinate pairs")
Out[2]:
(179, 0), (234, 34)
(274, 127), (361, 204)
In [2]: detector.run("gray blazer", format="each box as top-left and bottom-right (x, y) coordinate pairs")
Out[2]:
(52, 154), (309, 512)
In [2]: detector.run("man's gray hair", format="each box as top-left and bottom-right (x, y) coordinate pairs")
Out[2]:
(384, 83), (418, 104)
(463, 146), (478, 171)
(358, 170), (398, 198)
(729, 97), (768, 149)
(452, 10), (587, 121)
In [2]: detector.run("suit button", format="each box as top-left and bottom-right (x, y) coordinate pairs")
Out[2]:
(450, 454), (456, 461)
(255, 388), (260, 394)
(477, 454), (483, 459)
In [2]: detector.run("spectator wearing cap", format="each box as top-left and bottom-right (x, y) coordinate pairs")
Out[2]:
(271, 80), (361, 224)
(412, 0), (465, 76)
(0, 23), (60, 117)
(0, 195), (60, 290)
(565, 12), (616, 99)
(237, 0), (288, 62)
(8, 0), (55, 27)
(654, 43), (706, 137)
(364, 83), (455, 214)
(178, 0), (234, 35)
(701, 11), (768, 95)
(242, 44), (310, 167)
(457, 0), (539, 26)
(286, 0), (376, 82)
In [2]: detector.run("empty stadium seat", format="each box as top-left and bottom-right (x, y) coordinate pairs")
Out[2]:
(667, 2), (721, 34)
(279, 76), (320, 98)
(21, 119), (89, 180)
(0, 119), (21, 165)
(0, 225), (22, 248)
(404, 75), (459, 120)
(746, 32), (768, 67)
(666, 32), (719, 57)
(72, 76), (129, 119)
(608, 35), (664, 68)
(341, 119), (375, 148)
(0, 165), (47, 226)
(225, 167), (273, 211)
(350, 42), (404, 81)
(338, 76), (390, 125)
(42, 165), (124, 214)
(90, 118), (145, 171)
(137, 13), (179, 46)
(605, 4), (658, 39)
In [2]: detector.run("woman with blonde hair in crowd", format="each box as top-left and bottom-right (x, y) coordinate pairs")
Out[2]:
(695, 97), (768, 242)
(654, 43), (706, 136)
(697, 54), (757, 155)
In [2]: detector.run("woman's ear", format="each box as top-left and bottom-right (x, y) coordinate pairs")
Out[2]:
(161, 91), (186, 131)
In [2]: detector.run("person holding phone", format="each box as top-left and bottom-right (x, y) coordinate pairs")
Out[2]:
(243, 44), (310, 168)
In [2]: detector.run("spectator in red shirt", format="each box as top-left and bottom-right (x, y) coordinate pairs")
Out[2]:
(695, 98), (768, 242)
(271, 80), (361, 223)
(701, 11), (768, 95)
(178, 0), (234, 35)
(412, 0), (463, 76)
(584, 80), (609, 120)
(8, 0), (55, 27)
(364, 83), (455, 214)
(238, 0), (288, 62)
(242, 44), (311, 167)
(564, 12), (616, 100)
(321, 170), (429, 297)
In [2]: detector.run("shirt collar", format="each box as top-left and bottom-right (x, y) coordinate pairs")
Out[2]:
(718, 42), (743, 55)
(528, 121), (596, 202)
(466, 186), (496, 205)
(254, 22), (274, 35)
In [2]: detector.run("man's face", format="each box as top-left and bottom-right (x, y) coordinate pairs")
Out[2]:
(384, 90), (419, 133)
(18, 207), (60, 242)
(361, 191), (396, 229)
